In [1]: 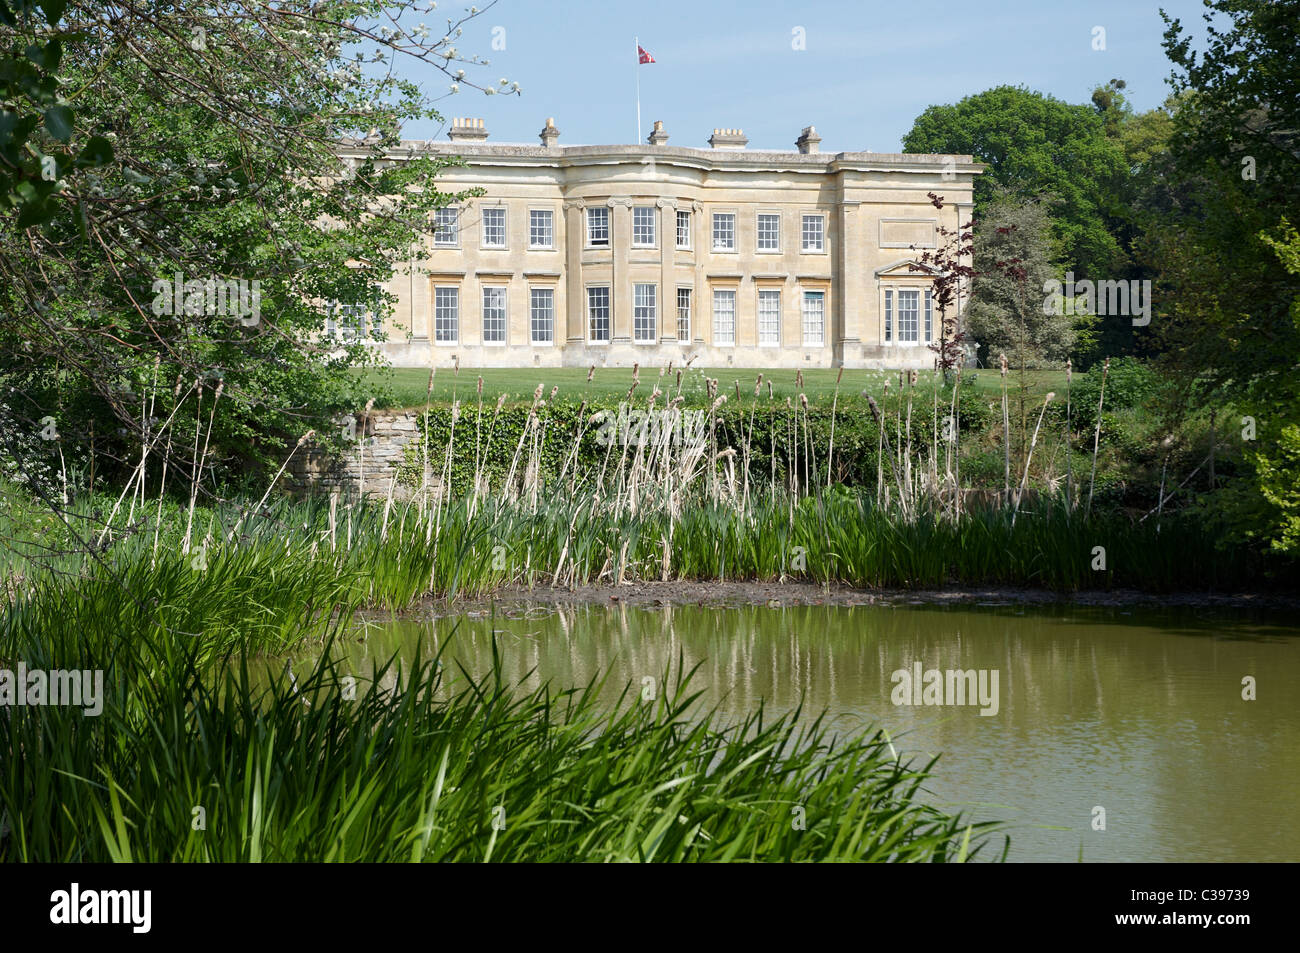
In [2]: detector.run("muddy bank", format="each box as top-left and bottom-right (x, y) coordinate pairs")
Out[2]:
(382, 581), (1300, 618)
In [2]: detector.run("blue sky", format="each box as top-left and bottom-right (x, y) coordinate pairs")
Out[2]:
(404, 0), (1214, 151)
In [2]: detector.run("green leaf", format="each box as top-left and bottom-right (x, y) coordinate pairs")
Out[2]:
(38, 0), (68, 27)
(43, 104), (73, 142)
(77, 135), (114, 168)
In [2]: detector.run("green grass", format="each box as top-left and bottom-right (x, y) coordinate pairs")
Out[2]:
(0, 543), (1005, 862)
(357, 365), (1068, 410)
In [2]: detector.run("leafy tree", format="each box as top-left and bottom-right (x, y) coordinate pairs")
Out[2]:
(0, 1), (516, 496)
(902, 85), (1127, 280)
(965, 187), (1075, 368)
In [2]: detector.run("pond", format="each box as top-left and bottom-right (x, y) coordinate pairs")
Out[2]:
(332, 600), (1300, 862)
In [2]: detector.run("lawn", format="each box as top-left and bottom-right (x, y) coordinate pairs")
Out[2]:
(357, 365), (1068, 409)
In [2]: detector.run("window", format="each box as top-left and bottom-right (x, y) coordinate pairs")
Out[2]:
(757, 213), (781, 252)
(529, 209), (553, 249)
(924, 288), (933, 342)
(676, 288), (692, 342)
(712, 212), (735, 251)
(587, 207), (609, 246)
(433, 206), (459, 246)
(884, 289), (893, 343)
(712, 289), (736, 345)
(482, 287), (507, 344)
(897, 290), (920, 343)
(326, 302), (382, 340)
(758, 289), (781, 346)
(530, 287), (554, 344)
(802, 291), (825, 346)
(633, 206), (656, 247)
(801, 213), (825, 252)
(481, 207), (506, 248)
(633, 283), (657, 342)
(676, 210), (692, 249)
(434, 286), (459, 343)
(587, 286), (610, 342)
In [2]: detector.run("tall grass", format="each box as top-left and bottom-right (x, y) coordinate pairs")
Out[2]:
(0, 608), (1003, 862)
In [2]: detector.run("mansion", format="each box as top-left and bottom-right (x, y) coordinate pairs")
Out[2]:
(337, 118), (983, 369)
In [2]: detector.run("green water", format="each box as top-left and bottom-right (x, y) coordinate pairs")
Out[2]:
(338, 601), (1300, 862)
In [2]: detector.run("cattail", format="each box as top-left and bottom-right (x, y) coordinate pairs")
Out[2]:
(676, 369), (682, 388)
(767, 380), (773, 399)
(477, 375), (484, 395)
(734, 380), (741, 401)
(495, 393), (507, 411)
(799, 393), (808, 410)
(549, 385), (558, 400)
(836, 367), (844, 385)
(796, 369), (804, 389)
(454, 354), (459, 374)
(999, 352), (1008, 377)
(587, 365), (595, 382)
(533, 383), (543, 401)
(427, 367), (436, 394)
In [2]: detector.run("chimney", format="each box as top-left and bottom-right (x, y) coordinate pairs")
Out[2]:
(646, 119), (669, 146)
(708, 127), (748, 150)
(796, 125), (821, 154)
(447, 117), (488, 142)
(539, 117), (560, 148)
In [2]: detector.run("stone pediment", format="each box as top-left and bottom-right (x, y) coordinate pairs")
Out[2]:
(874, 258), (941, 279)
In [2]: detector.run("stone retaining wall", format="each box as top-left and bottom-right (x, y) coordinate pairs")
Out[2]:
(286, 411), (433, 500)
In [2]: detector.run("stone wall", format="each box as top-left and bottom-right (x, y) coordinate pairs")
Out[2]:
(286, 411), (431, 500)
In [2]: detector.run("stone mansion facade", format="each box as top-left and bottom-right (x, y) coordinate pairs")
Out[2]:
(336, 118), (983, 369)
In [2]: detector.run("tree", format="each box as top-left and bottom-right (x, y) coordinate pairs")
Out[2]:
(903, 85), (1127, 281)
(0, 1), (517, 496)
(965, 187), (1075, 368)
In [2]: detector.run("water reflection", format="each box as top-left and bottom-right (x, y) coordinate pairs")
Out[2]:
(324, 601), (1300, 862)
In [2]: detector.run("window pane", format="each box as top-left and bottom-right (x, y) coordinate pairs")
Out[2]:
(924, 288), (933, 342)
(434, 206), (458, 245)
(898, 290), (919, 343)
(529, 210), (553, 248)
(633, 206), (656, 246)
(482, 207), (506, 247)
(801, 214), (824, 252)
(587, 207), (609, 246)
(587, 287), (610, 341)
(633, 283), (657, 342)
(884, 289), (892, 343)
(482, 287), (507, 343)
(676, 288), (691, 342)
(802, 291), (825, 346)
(676, 210), (691, 248)
(758, 289), (781, 346)
(434, 287), (459, 342)
(712, 213), (735, 251)
(530, 288), (554, 343)
(712, 289), (735, 345)
(757, 214), (780, 251)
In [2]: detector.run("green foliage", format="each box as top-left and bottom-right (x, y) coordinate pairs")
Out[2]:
(902, 85), (1127, 278)
(1069, 358), (1160, 428)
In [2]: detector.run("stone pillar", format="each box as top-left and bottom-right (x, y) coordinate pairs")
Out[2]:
(563, 200), (585, 346)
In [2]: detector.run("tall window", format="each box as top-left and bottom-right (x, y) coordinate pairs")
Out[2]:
(801, 213), (824, 252)
(434, 286), (459, 343)
(530, 287), (554, 344)
(884, 289), (893, 343)
(758, 289), (781, 346)
(529, 209), (553, 249)
(433, 206), (459, 246)
(676, 288), (691, 342)
(587, 206), (609, 246)
(587, 286), (610, 342)
(924, 288), (933, 342)
(633, 206), (656, 247)
(482, 287), (507, 344)
(897, 290), (920, 343)
(633, 283), (657, 342)
(712, 212), (735, 251)
(802, 291), (825, 346)
(757, 213), (781, 252)
(481, 207), (506, 248)
(712, 289), (736, 345)
(676, 210), (692, 249)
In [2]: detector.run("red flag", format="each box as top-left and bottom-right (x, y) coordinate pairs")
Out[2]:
(638, 45), (655, 64)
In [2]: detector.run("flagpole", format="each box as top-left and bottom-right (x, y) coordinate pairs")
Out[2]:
(634, 36), (641, 144)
